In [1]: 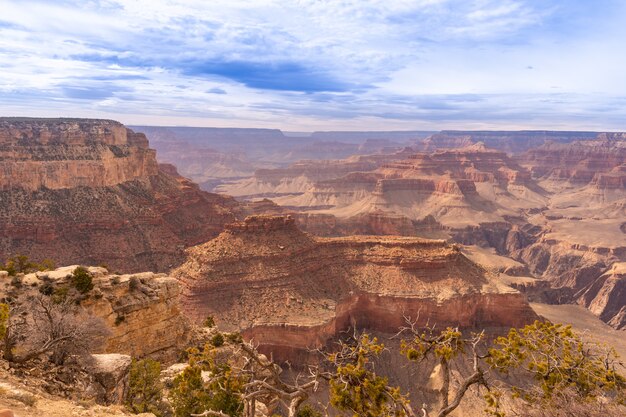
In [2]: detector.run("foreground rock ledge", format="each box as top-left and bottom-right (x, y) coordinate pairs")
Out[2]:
(174, 215), (538, 361)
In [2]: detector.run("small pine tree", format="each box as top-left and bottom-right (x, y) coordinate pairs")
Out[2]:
(71, 266), (93, 293)
(126, 358), (167, 416)
(296, 404), (323, 417)
(0, 303), (9, 341)
(204, 315), (216, 328)
(169, 365), (213, 417)
(211, 332), (225, 347)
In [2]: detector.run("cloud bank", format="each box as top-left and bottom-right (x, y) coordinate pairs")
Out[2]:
(0, 0), (625, 130)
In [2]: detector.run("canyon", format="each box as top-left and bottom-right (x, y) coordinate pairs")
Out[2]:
(1, 120), (624, 354)
(173, 215), (537, 360)
(210, 130), (626, 331)
(0, 118), (244, 273)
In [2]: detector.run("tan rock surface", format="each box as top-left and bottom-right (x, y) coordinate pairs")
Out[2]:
(0, 118), (242, 273)
(173, 215), (537, 361)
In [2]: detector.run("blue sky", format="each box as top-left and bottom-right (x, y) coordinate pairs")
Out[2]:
(1, 0), (625, 130)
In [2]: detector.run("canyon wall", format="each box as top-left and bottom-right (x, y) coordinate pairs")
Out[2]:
(173, 215), (537, 361)
(0, 118), (241, 272)
(16, 265), (191, 361)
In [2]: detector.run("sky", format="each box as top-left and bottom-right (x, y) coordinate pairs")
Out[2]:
(1, 0), (625, 131)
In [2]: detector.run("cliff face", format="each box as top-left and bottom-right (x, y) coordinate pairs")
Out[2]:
(422, 131), (598, 154)
(519, 136), (626, 190)
(15, 265), (190, 360)
(173, 215), (537, 361)
(0, 118), (240, 272)
(577, 263), (626, 329)
(0, 119), (157, 191)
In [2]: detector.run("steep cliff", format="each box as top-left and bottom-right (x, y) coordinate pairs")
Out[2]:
(0, 118), (240, 272)
(576, 263), (626, 329)
(6, 265), (190, 360)
(173, 215), (537, 360)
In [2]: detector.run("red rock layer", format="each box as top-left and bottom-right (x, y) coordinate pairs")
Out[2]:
(0, 118), (242, 273)
(174, 215), (537, 361)
(520, 135), (626, 189)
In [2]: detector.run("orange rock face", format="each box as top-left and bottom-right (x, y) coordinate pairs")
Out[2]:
(174, 215), (537, 361)
(0, 118), (241, 272)
(519, 135), (626, 189)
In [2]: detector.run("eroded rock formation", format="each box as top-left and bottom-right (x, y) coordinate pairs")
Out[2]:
(18, 265), (191, 360)
(173, 215), (537, 360)
(0, 118), (241, 272)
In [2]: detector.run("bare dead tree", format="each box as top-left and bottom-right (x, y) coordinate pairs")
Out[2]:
(5, 295), (110, 364)
(234, 340), (323, 417)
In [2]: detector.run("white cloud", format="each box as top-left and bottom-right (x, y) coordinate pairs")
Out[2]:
(0, 0), (625, 130)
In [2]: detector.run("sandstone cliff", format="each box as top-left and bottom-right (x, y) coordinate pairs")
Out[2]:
(0, 118), (241, 272)
(173, 215), (537, 361)
(15, 265), (191, 360)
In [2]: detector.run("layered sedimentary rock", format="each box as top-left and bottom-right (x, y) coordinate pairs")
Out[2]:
(17, 265), (190, 360)
(0, 118), (240, 272)
(519, 134), (626, 190)
(577, 263), (626, 329)
(422, 130), (598, 154)
(137, 126), (425, 192)
(174, 215), (537, 360)
(265, 143), (546, 229)
(210, 131), (626, 330)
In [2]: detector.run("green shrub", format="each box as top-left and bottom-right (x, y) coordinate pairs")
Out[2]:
(38, 258), (56, 271)
(126, 358), (167, 416)
(296, 404), (323, 417)
(211, 332), (224, 347)
(39, 282), (54, 296)
(203, 315), (215, 328)
(129, 276), (140, 291)
(0, 303), (9, 341)
(71, 266), (93, 294)
(169, 365), (213, 417)
(225, 332), (243, 344)
(52, 286), (69, 304)
(169, 362), (243, 417)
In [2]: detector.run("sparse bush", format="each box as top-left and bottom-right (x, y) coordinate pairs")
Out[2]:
(38, 258), (56, 271)
(203, 315), (215, 328)
(225, 332), (242, 344)
(126, 358), (167, 417)
(0, 303), (8, 340)
(296, 404), (323, 417)
(52, 285), (69, 304)
(71, 266), (93, 294)
(211, 332), (224, 347)
(5, 295), (110, 365)
(129, 276), (140, 291)
(10, 275), (22, 288)
(9, 391), (37, 406)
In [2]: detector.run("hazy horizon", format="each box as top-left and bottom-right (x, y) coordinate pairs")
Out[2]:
(1, 1), (625, 131)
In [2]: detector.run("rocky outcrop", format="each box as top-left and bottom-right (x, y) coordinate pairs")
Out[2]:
(294, 212), (446, 238)
(174, 215), (537, 361)
(519, 135), (626, 189)
(84, 353), (132, 404)
(0, 118), (241, 272)
(577, 263), (626, 329)
(423, 130), (598, 154)
(20, 265), (191, 360)
(0, 119), (157, 191)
